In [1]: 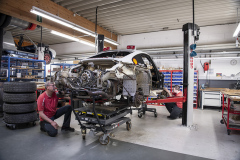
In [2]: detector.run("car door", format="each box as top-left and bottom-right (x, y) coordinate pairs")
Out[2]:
(132, 53), (164, 90)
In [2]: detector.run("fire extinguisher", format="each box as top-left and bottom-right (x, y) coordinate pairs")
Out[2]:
(204, 62), (209, 72)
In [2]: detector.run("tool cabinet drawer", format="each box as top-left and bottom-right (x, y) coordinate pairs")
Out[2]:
(204, 92), (221, 99)
(204, 99), (221, 106)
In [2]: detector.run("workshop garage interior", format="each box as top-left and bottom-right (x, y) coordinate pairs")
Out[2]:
(0, 0), (240, 160)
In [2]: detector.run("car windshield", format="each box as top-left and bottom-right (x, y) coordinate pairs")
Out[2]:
(90, 51), (131, 58)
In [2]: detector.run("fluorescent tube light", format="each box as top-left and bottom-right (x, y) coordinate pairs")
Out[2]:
(72, 27), (96, 37)
(105, 38), (119, 46)
(79, 40), (96, 47)
(51, 30), (80, 41)
(30, 6), (119, 46)
(233, 23), (240, 37)
(30, 9), (73, 28)
(51, 30), (95, 47)
(3, 42), (15, 46)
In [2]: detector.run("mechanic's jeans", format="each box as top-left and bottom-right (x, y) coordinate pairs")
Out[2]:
(40, 105), (72, 137)
(165, 103), (182, 119)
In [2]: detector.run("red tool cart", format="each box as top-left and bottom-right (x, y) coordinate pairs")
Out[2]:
(160, 70), (198, 109)
(220, 90), (240, 135)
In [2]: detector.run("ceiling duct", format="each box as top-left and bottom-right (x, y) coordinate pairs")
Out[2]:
(9, 16), (37, 31)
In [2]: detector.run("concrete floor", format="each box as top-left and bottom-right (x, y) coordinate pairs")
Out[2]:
(0, 106), (239, 160)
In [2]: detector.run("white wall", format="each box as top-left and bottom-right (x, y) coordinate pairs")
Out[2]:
(154, 58), (240, 80)
(118, 23), (240, 80)
(50, 41), (95, 55)
(48, 23), (240, 79)
(118, 24), (237, 49)
(49, 24), (237, 55)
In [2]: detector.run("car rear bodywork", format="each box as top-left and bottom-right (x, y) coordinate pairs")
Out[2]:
(54, 50), (164, 107)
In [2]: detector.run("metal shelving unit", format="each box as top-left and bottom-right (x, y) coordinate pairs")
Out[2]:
(160, 69), (198, 109)
(1, 56), (46, 82)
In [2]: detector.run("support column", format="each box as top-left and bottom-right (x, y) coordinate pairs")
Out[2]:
(97, 34), (104, 52)
(182, 23), (200, 126)
(0, 28), (3, 69)
(0, 14), (12, 70)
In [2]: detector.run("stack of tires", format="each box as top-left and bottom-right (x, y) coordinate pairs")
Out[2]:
(0, 82), (4, 117)
(3, 82), (37, 129)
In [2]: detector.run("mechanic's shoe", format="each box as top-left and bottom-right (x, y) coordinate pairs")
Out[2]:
(61, 127), (75, 132)
(167, 116), (176, 120)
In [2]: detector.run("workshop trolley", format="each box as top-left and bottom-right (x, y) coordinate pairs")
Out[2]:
(70, 91), (132, 145)
(220, 90), (240, 135)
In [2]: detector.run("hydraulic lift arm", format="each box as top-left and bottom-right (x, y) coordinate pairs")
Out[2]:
(145, 96), (186, 104)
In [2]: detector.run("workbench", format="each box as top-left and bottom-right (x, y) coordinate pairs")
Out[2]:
(220, 89), (240, 135)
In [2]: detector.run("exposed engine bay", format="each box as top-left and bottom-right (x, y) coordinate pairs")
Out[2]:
(54, 60), (153, 107)
(54, 50), (164, 108)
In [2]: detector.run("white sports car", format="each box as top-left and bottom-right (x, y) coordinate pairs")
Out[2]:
(54, 49), (164, 107)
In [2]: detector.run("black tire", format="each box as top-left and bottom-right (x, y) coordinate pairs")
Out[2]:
(220, 119), (224, 124)
(3, 92), (36, 103)
(227, 129), (231, 135)
(3, 102), (37, 113)
(6, 124), (16, 130)
(138, 113), (143, 118)
(44, 53), (52, 64)
(126, 121), (132, 131)
(3, 82), (36, 93)
(81, 129), (86, 140)
(99, 134), (110, 145)
(82, 135), (86, 140)
(0, 83), (4, 112)
(4, 111), (37, 124)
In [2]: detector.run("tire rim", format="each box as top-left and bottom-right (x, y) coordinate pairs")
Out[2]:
(44, 54), (51, 64)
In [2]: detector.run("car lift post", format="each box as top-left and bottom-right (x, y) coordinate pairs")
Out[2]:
(182, 23), (200, 126)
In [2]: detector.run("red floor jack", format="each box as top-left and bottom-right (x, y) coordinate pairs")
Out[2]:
(137, 96), (187, 118)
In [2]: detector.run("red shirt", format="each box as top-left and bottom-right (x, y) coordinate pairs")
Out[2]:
(37, 91), (58, 121)
(173, 91), (183, 109)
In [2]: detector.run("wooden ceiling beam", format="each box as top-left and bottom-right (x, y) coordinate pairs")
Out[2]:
(0, 0), (117, 49)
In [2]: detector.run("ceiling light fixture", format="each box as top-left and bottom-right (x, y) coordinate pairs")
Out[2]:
(104, 39), (119, 46)
(30, 6), (119, 46)
(51, 30), (95, 47)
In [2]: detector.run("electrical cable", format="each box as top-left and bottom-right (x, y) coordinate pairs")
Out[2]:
(200, 60), (204, 70)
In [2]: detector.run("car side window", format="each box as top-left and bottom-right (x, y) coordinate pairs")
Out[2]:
(140, 54), (161, 89)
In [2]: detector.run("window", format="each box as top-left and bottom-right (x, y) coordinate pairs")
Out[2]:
(90, 51), (131, 58)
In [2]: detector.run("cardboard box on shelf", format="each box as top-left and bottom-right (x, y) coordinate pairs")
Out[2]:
(25, 75), (36, 79)
(73, 60), (80, 64)
(52, 68), (61, 71)
(22, 63), (28, 66)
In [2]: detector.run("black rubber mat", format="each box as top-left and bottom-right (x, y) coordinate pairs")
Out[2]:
(77, 139), (213, 160)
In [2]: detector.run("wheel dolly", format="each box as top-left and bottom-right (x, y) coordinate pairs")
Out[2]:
(70, 91), (132, 145)
(136, 96), (187, 118)
(134, 102), (158, 118)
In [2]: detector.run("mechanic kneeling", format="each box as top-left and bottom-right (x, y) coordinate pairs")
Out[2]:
(164, 85), (183, 120)
(37, 81), (75, 137)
